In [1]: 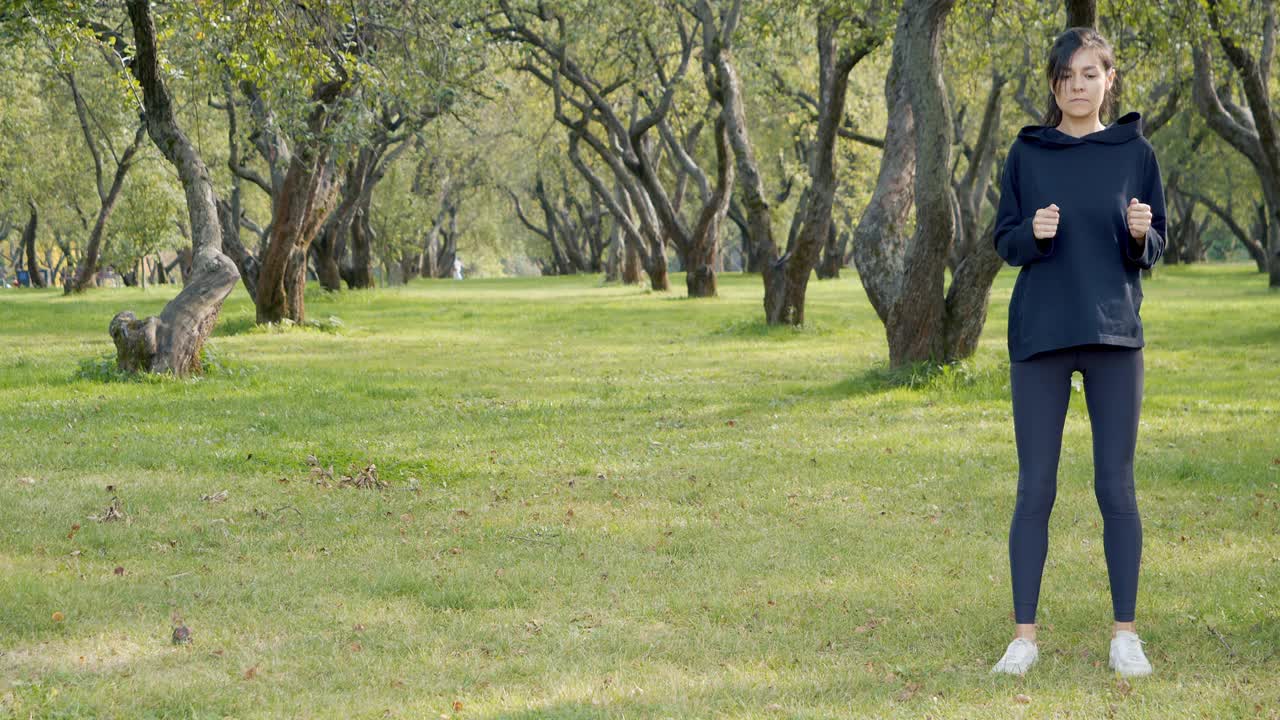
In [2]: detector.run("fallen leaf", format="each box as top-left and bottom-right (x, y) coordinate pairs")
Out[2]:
(1014, 693), (1031, 704)
(243, 665), (258, 680)
(51, 612), (64, 622)
(88, 497), (126, 523)
(1115, 679), (1132, 696)
(172, 625), (191, 644)
(18, 477), (36, 486)
(67, 524), (81, 540)
(200, 490), (229, 503)
(113, 566), (125, 576)
(452, 701), (464, 711)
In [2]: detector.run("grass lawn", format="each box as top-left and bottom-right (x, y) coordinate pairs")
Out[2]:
(0, 263), (1277, 719)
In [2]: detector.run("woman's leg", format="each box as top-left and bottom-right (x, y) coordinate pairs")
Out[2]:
(1009, 349), (1075, 631)
(1080, 346), (1144, 626)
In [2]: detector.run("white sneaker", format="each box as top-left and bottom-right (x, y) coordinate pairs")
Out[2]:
(1109, 631), (1153, 677)
(991, 637), (1039, 675)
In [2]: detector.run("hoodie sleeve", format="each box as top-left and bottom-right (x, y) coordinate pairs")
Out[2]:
(1125, 145), (1167, 270)
(993, 143), (1053, 266)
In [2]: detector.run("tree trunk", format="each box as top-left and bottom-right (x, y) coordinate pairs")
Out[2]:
(853, 0), (959, 367)
(111, 0), (240, 375)
(67, 125), (147, 294)
(1192, 3), (1280, 287)
(623, 235), (642, 285)
(777, 20), (868, 322)
(346, 203), (376, 288)
(254, 79), (346, 323)
(933, 63), (1008, 358)
(1065, 0), (1096, 28)
(684, 118), (734, 298)
(604, 215), (622, 282)
(313, 223), (344, 291)
(815, 223), (842, 279)
(22, 202), (43, 288)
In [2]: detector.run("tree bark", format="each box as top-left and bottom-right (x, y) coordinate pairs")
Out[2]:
(112, 0), (240, 375)
(254, 80), (345, 323)
(1065, 0), (1096, 28)
(346, 201), (376, 288)
(22, 201), (43, 287)
(853, 0), (963, 367)
(685, 117), (734, 297)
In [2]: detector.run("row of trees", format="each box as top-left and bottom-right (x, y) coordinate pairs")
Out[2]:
(0, 0), (1275, 374)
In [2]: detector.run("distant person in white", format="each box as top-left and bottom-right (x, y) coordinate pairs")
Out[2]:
(452, 257), (463, 280)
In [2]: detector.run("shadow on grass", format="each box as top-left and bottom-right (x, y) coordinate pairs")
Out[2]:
(708, 318), (833, 340)
(213, 312), (344, 337)
(815, 358), (1010, 400)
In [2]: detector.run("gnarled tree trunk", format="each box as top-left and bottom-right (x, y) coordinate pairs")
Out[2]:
(254, 95), (344, 324)
(111, 0), (239, 375)
(853, 0), (968, 367)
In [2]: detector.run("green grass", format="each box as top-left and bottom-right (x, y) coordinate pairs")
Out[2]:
(0, 264), (1277, 719)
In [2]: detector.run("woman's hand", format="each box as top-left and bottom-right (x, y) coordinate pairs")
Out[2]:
(1033, 204), (1060, 240)
(1127, 198), (1152, 242)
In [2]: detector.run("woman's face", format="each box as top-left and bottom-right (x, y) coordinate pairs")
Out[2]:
(1053, 48), (1115, 123)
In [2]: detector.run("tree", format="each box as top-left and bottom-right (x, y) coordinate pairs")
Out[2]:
(489, 0), (734, 294)
(851, 0), (969, 367)
(48, 44), (148, 293)
(1191, 0), (1280, 287)
(698, 0), (888, 323)
(108, 0), (241, 375)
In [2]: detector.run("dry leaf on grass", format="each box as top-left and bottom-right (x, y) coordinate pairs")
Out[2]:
(340, 464), (386, 490)
(88, 497), (126, 522)
(200, 490), (229, 503)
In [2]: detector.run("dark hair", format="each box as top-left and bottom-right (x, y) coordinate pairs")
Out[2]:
(1042, 27), (1118, 127)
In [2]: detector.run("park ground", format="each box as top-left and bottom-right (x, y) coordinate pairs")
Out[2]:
(0, 264), (1277, 718)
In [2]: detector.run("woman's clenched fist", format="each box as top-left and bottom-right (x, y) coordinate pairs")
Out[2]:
(1033, 204), (1060, 240)
(1127, 197), (1152, 241)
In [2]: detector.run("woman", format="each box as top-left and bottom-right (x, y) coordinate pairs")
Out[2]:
(989, 27), (1166, 677)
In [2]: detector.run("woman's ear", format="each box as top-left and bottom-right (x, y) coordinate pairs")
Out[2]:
(1106, 67), (1116, 92)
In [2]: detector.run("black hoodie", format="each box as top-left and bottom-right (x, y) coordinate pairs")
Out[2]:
(993, 111), (1167, 362)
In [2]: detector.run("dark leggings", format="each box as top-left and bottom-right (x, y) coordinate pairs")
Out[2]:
(1008, 344), (1144, 624)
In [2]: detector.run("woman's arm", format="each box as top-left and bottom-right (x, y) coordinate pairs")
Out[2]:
(993, 144), (1054, 266)
(1125, 146), (1167, 270)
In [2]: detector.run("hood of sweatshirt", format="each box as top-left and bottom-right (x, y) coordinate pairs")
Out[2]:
(1016, 111), (1143, 147)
